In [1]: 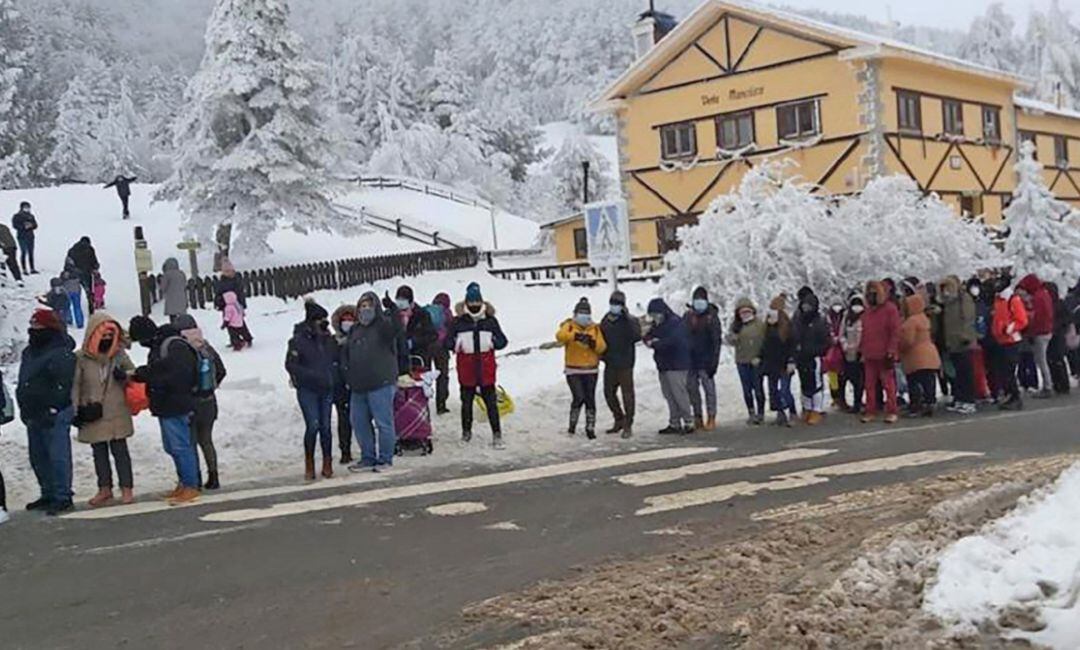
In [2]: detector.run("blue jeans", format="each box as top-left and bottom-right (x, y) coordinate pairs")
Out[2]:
(26, 407), (74, 503)
(68, 291), (84, 329)
(350, 385), (397, 467)
(736, 363), (765, 416)
(766, 372), (797, 415)
(17, 234), (34, 271)
(297, 388), (333, 458)
(160, 415), (199, 488)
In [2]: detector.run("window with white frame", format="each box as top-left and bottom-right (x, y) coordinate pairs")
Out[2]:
(716, 112), (755, 151)
(776, 99), (820, 140)
(982, 106), (1001, 142)
(942, 100), (964, 136)
(660, 122), (697, 159)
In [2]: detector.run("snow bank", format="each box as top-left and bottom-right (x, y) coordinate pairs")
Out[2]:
(924, 462), (1080, 648)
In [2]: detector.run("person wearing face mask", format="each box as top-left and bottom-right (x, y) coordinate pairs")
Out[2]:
(73, 312), (137, 507)
(391, 285), (437, 372)
(286, 300), (340, 480)
(599, 291), (641, 438)
(685, 287), (723, 430)
(967, 277), (993, 402)
(859, 281), (902, 424)
(840, 292), (866, 415)
(343, 292), (403, 468)
(992, 278), (1028, 410)
(330, 305), (358, 464)
(725, 297), (766, 426)
(425, 293), (455, 415)
(760, 295), (797, 427)
(823, 300), (848, 411)
(555, 298), (608, 439)
(939, 276), (977, 415)
(644, 298), (694, 434)
(17, 310), (77, 515)
(446, 282), (508, 446)
(792, 287), (831, 425)
(174, 314), (227, 490)
(1017, 274), (1054, 399)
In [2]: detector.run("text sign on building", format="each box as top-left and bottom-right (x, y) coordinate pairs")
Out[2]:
(584, 200), (631, 269)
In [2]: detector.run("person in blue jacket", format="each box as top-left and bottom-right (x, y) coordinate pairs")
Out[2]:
(286, 300), (340, 482)
(644, 298), (695, 434)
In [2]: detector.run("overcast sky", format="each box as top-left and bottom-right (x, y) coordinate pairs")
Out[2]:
(778, 0), (1056, 30)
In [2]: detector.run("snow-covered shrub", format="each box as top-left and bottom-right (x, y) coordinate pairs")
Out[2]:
(1003, 141), (1080, 286)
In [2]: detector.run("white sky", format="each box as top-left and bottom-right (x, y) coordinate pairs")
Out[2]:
(777, 0), (1056, 30)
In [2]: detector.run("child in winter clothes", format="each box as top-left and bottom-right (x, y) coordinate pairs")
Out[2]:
(39, 277), (71, 327)
(824, 300), (847, 410)
(841, 293), (866, 414)
(899, 294), (941, 417)
(760, 295), (797, 427)
(860, 281), (902, 423)
(555, 298), (607, 439)
(222, 291), (253, 350)
(726, 297), (766, 425)
(61, 270), (84, 329)
(91, 271), (106, 310)
(685, 287), (723, 430)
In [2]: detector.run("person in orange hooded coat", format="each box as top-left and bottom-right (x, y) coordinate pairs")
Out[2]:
(992, 281), (1029, 410)
(899, 294), (942, 416)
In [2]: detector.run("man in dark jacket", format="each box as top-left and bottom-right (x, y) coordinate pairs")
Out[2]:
(792, 288), (831, 425)
(0, 221), (20, 283)
(342, 291), (402, 470)
(17, 310), (77, 515)
(392, 285), (437, 371)
(286, 301), (339, 480)
(129, 315), (201, 505)
(12, 201), (38, 275)
(644, 298), (694, 434)
(66, 236), (100, 315)
(103, 175), (137, 219)
(685, 286), (723, 431)
(600, 290), (641, 438)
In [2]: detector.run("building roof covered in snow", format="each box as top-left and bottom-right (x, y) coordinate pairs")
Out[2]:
(1015, 96), (1080, 122)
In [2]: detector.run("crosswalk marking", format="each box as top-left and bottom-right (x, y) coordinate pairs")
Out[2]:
(202, 447), (719, 523)
(615, 448), (838, 487)
(635, 450), (983, 516)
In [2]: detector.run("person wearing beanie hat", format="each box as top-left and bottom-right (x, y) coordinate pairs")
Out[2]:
(761, 295), (798, 427)
(556, 297), (607, 439)
(173, 314), (227, 490)
(330, 305), (359, 463)
(287, 299), (339, 480)
(18, 310), (77, 515)
(393, 284), (437, 372)
(686, 287), (723, 430)
(644, 297), (695, 434)
(213, 259), (247, 312)
(448, 284), (508, 446)
(426, 293), (455, 415)
(39, 277), (71, 327)
(601, 290), (641, 438)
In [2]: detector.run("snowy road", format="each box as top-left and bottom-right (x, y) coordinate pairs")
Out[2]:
(2, 398), (1080, 649)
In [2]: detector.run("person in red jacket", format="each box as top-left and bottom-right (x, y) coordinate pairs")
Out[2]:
(859, 281), (902, 423)
(992, 281), (1029, 410)
(1016, 274), (1054, 398)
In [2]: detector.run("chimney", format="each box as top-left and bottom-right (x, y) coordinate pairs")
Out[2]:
(632, 1), (678, 59)
(1056, 81), (1064, 111)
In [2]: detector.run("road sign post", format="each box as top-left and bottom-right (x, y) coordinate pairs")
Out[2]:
(177, 239), (202, 280)
(583, 200), (631, 291)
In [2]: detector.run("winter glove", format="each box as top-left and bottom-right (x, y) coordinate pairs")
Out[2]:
(133, 367), (149, 384)
(750, 357), (761, 367)
(786, 362), (796, 375)
(112, 366), (128, 383)
(584, 335), (596, 349)
(383, 292), (395, 311)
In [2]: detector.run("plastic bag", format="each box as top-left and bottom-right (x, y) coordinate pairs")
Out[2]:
(475, 385), (515, 418)
(125, 381), (150, 416)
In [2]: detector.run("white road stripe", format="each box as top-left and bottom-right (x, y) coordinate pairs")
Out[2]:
(78, 524), (265, 555)
(615, 448), (838, 487)
(636, 450), (983, 516)
(202, 447), (719, 523)
(63, 470), (403, 521)
(426, 502), (488, 516)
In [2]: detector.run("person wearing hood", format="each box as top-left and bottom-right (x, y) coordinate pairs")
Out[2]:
(940, 276), (978, 415)
(12, 200), (38, 275)
(859, 281), (902, 424)
(1045, 282), (1072, 395)
(967, 277), (993, 402)
(841, 292), (866, 414)
(342, 292), (402, 469)
(992, 279), (1028, 410)
(66, 237), (100, 315)
(73, 312), (137, 507)
(129, 315), (201, 505)
(792, 288), (831, 425)
(899, 294), (942, 417)
(0, 219), (21, 284)
(40, 277), (71, 326)
(425, 293), (455, 415)
(18, 310), (77, 515)
(161, 258), (188, 324)
(556, 298), (608, 439)
(213, 259), (247, 311)
(600, 290), (641, 438)
(1017, 274), (1054, 398)
(447, 282), (508, 445)
(286, 301), (339, 480)
(726, 296), (766, 426)
(685, 287), (724, 430)
(760, 295), (797, 427)
(174, 314), (227, 490)
(644, 298), (694, 434)
(222, 291), (253, 350)
(393, 285), (437, 372)
(331, 305), (358, 463)
(824, 298), (848, 410)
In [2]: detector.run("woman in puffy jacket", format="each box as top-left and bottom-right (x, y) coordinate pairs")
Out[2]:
(555, 298), (607, 439)
(899, 294), (942, 417)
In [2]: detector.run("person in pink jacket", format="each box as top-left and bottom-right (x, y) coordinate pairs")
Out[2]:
(221, 291), (253, 350)
(859, 281), (902, 423)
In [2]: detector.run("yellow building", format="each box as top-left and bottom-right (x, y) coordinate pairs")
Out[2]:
(545, 0), (1080, 263)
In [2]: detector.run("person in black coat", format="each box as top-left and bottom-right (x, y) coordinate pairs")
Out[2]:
(792, 287), (831, 424)
(103, 175), (137, 219)
(66, 237), (100, 315)
(1045, 282), (1071, 395)
(213, 259), (248, 311)
(599, 290), (641, 438)
(286, 300), (340, 480)
(391, 285), (437, 371)
(12, 201), (38, 274)
(761, 296), (798, 426)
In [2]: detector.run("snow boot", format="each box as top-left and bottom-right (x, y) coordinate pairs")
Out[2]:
(568, 406), (581, 435)
(621, 425), (633, 439)
(585, 410), (597, 439)
(204, 472), (220, 491)
(321, 457), (334, 479)
(340, 449), (353, 465)
(88, 488), (114, 508)
(462, 430), (473, 443)
(120, 488), (135, 505)
(304, 453), (316, 481)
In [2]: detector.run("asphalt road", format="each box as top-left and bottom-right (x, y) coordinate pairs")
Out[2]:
(2, 398), (1079, 650)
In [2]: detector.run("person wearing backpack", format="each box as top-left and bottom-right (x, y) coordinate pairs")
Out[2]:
(426, 293), (454, 415)
(175, 315), (227, 490)
(73, 312), (137, 507)
(128, 315), (202, 505)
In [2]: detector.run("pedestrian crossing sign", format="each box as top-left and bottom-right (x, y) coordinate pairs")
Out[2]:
(584, 200), (631, 270)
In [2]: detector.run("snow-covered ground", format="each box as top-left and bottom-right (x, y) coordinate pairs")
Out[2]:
(925, 462), (1080, 648)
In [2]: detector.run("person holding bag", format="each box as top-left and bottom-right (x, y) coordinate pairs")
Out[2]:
(73, 312), (137, 507)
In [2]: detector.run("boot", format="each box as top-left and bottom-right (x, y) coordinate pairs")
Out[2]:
(605, 420), (624, 435)
(340, 449), (353, 465)
(705, 416), (716, 431)
(621, 424), (633, 439)
(167, 487), (200, 506)
(321, 456), (334, 479)
(88, 488), (114, 508)
(775, 411), (788, 427)
(568, 406), (581, 435)
(806, 411), (824, 426)
(585, 410), (597, 440)
(462, 430), (473, 442)
(204, 472), (220, 491)
(694, 417), (705, 431)
(120, 488), (135, 505)
(304, 452), (316, 481)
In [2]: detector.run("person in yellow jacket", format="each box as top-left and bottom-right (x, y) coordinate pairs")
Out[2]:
(556, 297), (607, 439)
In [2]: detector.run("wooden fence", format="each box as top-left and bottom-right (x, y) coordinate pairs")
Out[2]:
(142, 247), (479, 313)
(355, 176), (493, 211)
(486, 255), (667, 286)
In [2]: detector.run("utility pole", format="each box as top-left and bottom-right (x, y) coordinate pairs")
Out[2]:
(582, 160), (591, 205)
(489, 203), (499, 251)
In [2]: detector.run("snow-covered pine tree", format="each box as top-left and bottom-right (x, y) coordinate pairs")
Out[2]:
(45, 72), (101, 182)
(95, 79), (151, 181)
(548, 127), (612, 214)
(368, 122), (485, 187)
(1003, 141), (1080, 285)
(423, 49), (472, 130)
(159, 0), (350, 258)
(958, 3), (1020, 72)
(0, 0), (32, 185)
(1026, 1), (1080, 109)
